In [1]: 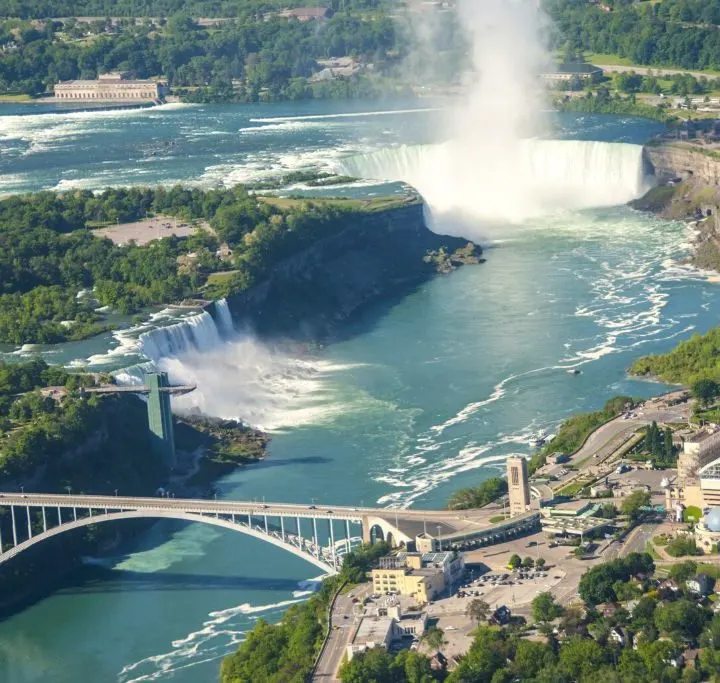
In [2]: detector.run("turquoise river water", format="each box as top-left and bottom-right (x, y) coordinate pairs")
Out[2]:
(0, 100), (716, 682)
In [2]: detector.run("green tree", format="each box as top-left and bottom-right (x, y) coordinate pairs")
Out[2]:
(508, 554), (521, 570)
(466, 598), (490, 624)
(692, 378), (719, 406)
(339, 647), (398, 683)
(668, 560), (698, 582)
(521, 556), (534, 569)
(446, 477), (508, 510)
(654, 600), (708, 639)
(422, 627), (445, 651)
(446, 627), (506, 682)
(621, 489), (651, 521)
(531, 592), (564, 624)
(558, 637), (607, 680)
(510, 640), (556, 679)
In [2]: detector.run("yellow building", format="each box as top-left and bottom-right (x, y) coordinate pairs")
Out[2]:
(371, 552), (462, 604)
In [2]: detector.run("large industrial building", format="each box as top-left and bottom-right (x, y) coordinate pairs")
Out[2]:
(54, 72), (168, 102)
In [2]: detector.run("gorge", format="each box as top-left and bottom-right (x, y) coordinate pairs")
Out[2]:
(0, 102), (720, 683)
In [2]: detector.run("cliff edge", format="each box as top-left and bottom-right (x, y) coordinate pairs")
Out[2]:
(636, 140), (720, 272)
(226, 200), (482, 338)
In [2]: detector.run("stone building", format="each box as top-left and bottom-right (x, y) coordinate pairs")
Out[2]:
(54, 72), (167, 102)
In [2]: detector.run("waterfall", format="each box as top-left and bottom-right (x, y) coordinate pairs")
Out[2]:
(214, 298), (235, 337)
(139, 311), (223, 362)
(336, 139), (653, 223)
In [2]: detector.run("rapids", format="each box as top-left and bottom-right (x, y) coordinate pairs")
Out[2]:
(0, 101), (716, 683)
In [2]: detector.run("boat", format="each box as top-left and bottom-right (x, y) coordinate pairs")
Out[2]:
(567, 368), (581, 375)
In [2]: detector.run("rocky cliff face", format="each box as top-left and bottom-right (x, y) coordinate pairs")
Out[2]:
(645, 142), (720, 185)
(226, 201), (480, 338)
(638, 141), (720, 272)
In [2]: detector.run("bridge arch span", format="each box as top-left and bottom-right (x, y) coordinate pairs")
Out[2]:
(362, 516), (412, 547)
(0, 509), (335, 573)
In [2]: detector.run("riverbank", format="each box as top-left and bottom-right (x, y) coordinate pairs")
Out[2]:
(553, 93), (677, 123)
(633, 138), (720, 272)
(224, 199), (483, 340)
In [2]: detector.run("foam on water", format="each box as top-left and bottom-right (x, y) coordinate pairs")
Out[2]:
(117, 595), (312, 683)
(0, 103), (195, 156)
(337, 139), (652, 225)
(139, 311), (223, 362)
(362, 208), (699, 509)
(248, 107), (440, 123)
(155, 339), (368, 432)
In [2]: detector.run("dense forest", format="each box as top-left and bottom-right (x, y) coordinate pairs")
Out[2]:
(546, 0), (720, 71)
(0, 0), (469, 100)
(0, 186), (392, 344)
(0, 11), (401, 99)
(0, 0), (390, 19)
(630, 327), (720, 384)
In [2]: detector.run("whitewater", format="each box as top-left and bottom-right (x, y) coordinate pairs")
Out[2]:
(1, 101), (720, 683)
(337, 138), (651, 225)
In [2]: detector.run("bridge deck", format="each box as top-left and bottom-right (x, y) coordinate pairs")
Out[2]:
(0, 492), (537, 541)
(82, 385), (196, 396)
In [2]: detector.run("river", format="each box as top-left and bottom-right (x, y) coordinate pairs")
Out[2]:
(0, 100), (717, 683)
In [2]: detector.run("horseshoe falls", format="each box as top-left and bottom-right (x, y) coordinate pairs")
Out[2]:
(2, 103), (720, 683)
(337, 138), (652, 225)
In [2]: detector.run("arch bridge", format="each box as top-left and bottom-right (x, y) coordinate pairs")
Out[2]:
(0, 493), (540, 573)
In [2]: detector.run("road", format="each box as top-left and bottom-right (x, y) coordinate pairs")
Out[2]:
(0, 491), (538, 543)
(550, 393), (690, 491)
(598, 63), (719, 80)
(314, 585), (368, 682)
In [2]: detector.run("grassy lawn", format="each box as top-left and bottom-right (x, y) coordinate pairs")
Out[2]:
(489, 514), (509, 523)
(585, 52), (639, 67)
(258, 195), (416, 212)
(557, 480), (587, 497)
(206, 270), (239, 284)
(645, 542), (662, 560)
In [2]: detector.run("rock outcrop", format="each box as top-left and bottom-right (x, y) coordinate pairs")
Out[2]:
(638, 141), (720, 272)
(644, 141), (720, 185)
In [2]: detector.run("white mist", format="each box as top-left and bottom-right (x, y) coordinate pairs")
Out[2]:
(339, 0), (652, 230)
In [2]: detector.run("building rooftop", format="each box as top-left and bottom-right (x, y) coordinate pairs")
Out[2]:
(687, 428), (720, 444)
(57, 79), (159, 86)
(396, 551), (454, 566)
(544, 500), (598, 517)
(354, 617), (394, 645)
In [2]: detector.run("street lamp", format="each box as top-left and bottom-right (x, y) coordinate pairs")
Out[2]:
(114, 489), (118, 497)
(20, 486), (24, 494)
(65, 486), (71, 495)
(437, 525), (442, 551)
